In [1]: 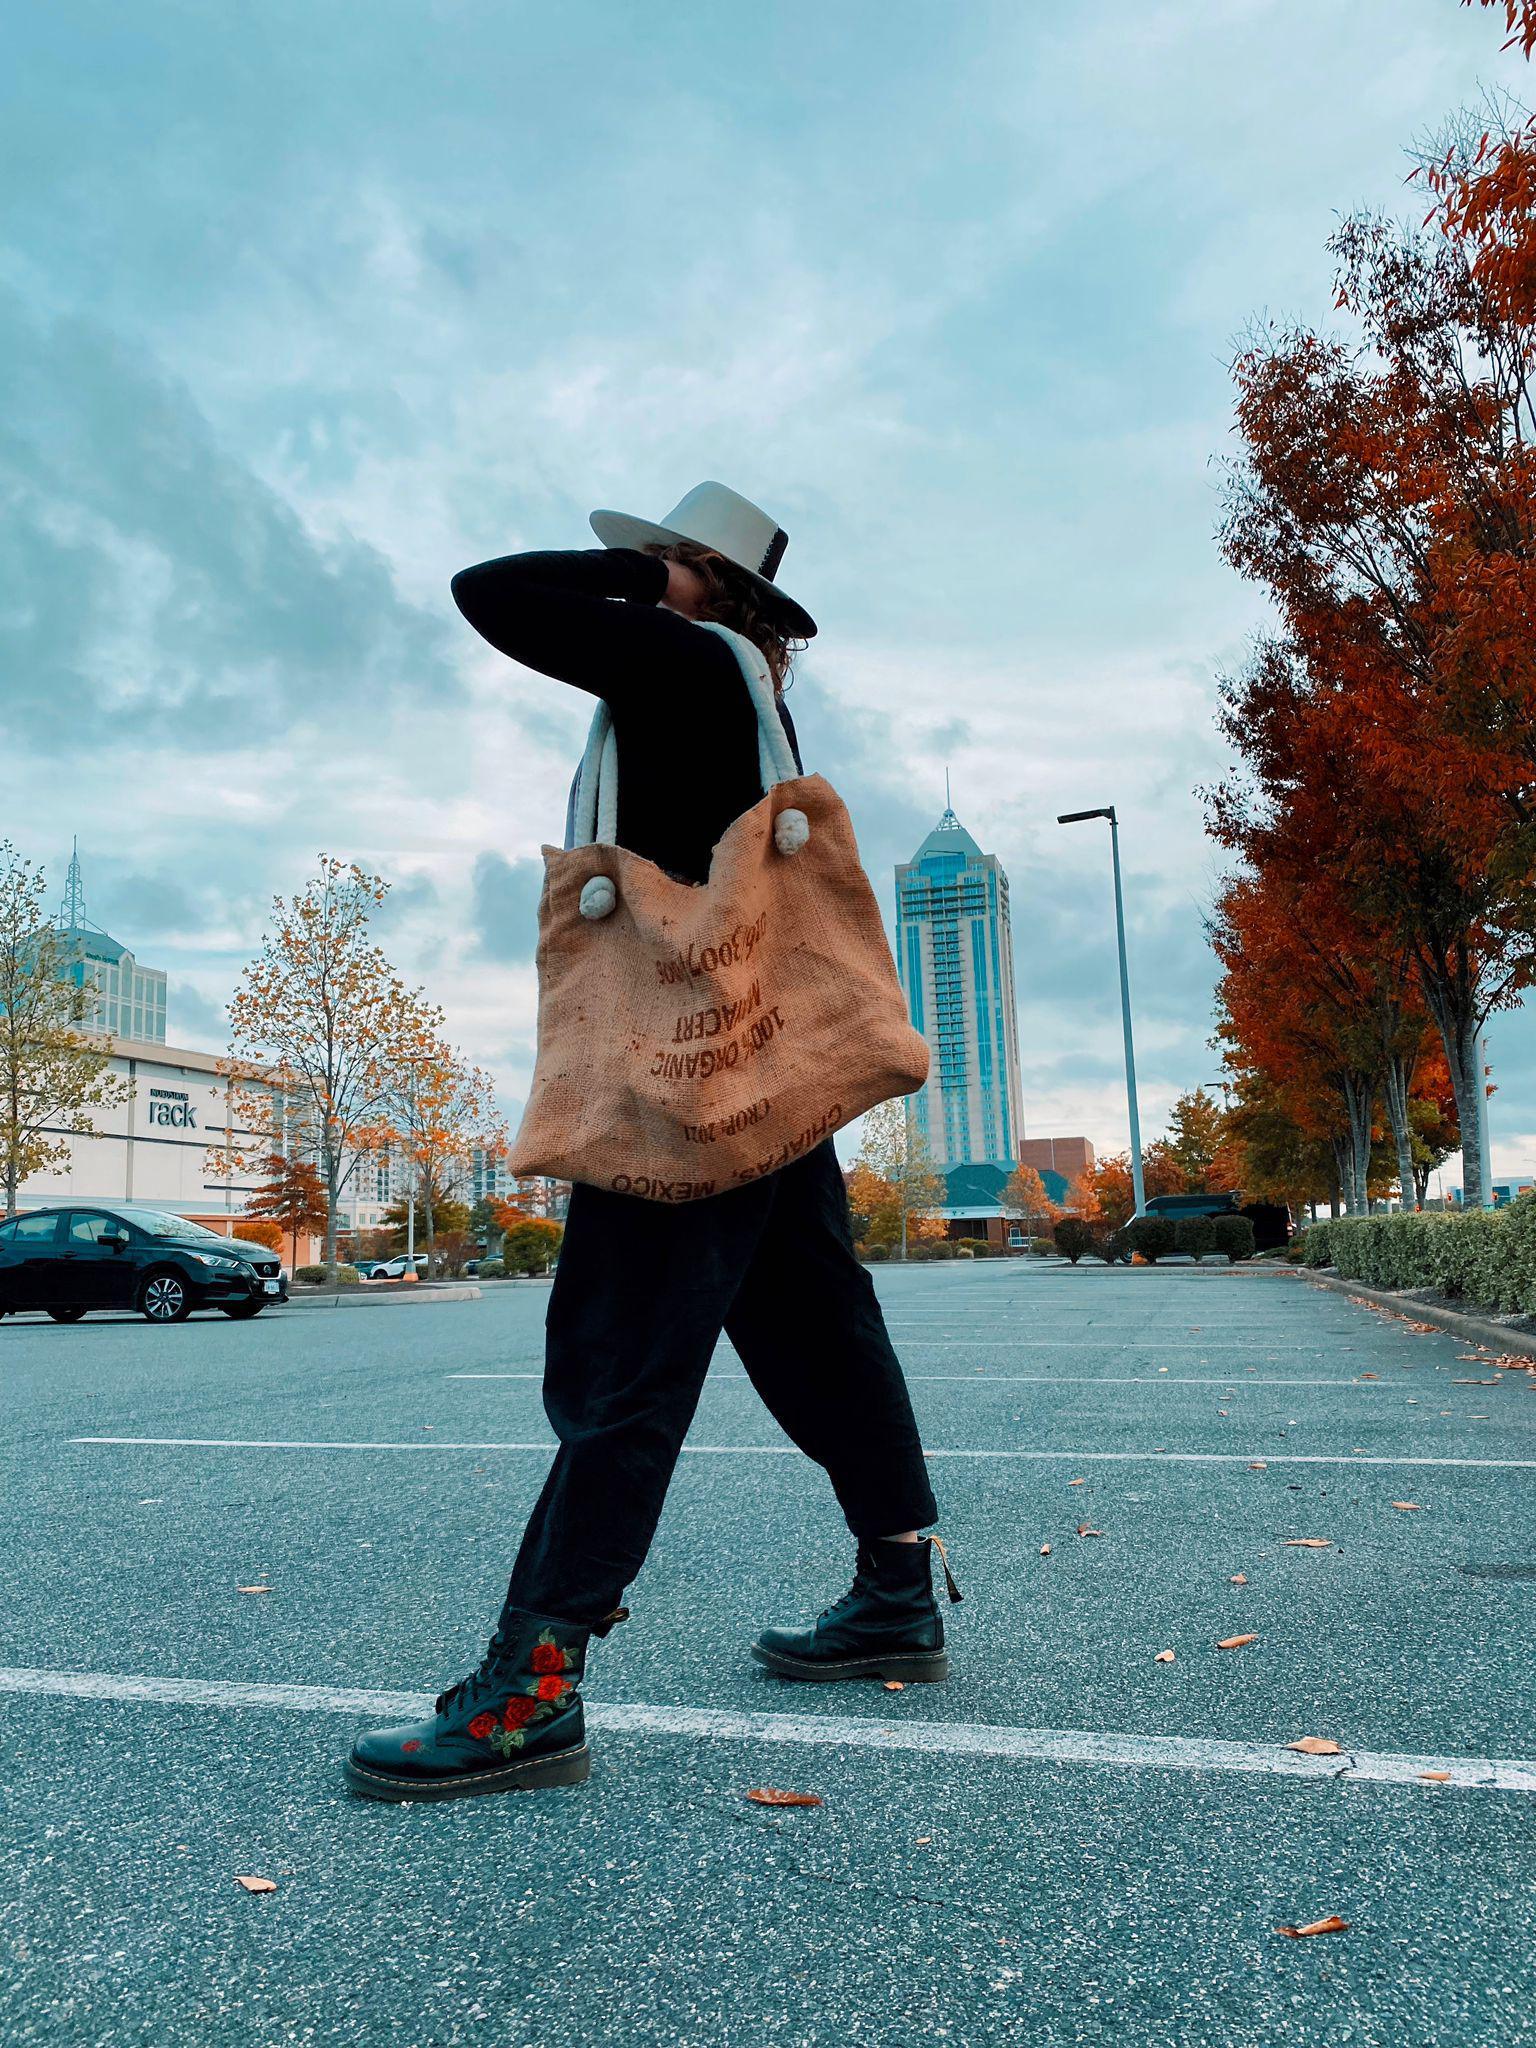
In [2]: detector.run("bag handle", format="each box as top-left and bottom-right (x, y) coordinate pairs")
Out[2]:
(570, 623), (808, 917)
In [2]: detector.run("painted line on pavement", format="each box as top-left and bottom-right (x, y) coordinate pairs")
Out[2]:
(69, 1436), (1536, 1469)
(447, 1373), (1398, 1388)
(0, 1665), (1528, 1794)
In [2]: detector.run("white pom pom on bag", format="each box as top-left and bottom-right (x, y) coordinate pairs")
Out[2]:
(511, 621), (929, 1203)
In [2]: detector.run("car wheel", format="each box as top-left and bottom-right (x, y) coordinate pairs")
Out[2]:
(141, 1270), (192, 1323)
(220, 1300), (264, 1320)
(48, 1307), (88, 1323)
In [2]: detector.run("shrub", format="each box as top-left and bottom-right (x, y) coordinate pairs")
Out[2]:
(1100, 1228), (1132, 1264)
(1288, 1196), (1536, 1314)
(1174, 1215), (1219, 1262)
(860, 1244), (890, 1262)
(503, 1219), (564, 1275)
(1054, 1216), (1096, 1265)
(292, 1262), (360, 1286)
(1210, 1215), (1256, 1264)
(1124, 1216), (1178, 1264)
(236, 1218), (285, 1254)
(476, 1258), (506, 1279)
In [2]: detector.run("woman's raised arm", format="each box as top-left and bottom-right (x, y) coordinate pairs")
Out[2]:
(451, 547), (732, 704)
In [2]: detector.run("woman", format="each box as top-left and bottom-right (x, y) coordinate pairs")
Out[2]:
(346, 482), (957, 1804)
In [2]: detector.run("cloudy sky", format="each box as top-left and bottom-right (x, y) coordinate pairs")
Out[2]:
(5, 0), (1531, 1186)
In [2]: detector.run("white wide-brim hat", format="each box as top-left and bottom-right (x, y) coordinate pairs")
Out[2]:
(590, 480), (816, 638)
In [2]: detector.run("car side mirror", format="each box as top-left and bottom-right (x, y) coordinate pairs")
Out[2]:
(98, 1232), (127, 1249)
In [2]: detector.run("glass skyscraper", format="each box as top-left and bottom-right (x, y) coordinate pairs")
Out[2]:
(895, 808), (1025, 1172)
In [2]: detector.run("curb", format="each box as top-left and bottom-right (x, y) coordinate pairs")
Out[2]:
(283, 1285), (482, 1310)
(1302, 1271), (1536, 1358)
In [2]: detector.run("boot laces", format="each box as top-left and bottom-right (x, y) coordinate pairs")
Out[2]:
(434, 1623), (514, 1716)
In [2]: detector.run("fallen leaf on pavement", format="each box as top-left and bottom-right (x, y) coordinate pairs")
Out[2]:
(1357, 1373), (1379, 1380)
(746, 1788), (823, 1807)
(1276, 1915), (1350, 1939)
(1419, 1771), (1452, 1783)
(883, 1681), (905, 1692)
(1068, 1478), (1085, 1487)
(1286, 1737), (1343, 1756)
(1284, 1539), (1332, 1548)
(1039, 1543), (1052, 1556)
(1391, 1501), (1424, 1511)
(1453, 1379), (1500, 1386)
(1217, 1633), (1258, 1650)
(1076, 1525), (1103, 1538)
(235, 1876), (278, 1894)
(915, 1835), (931, 1844)
(1248, 1462), (1268, 1471)
(236, 1586), (270, 1595)
(1405, 1322), (1437, 1334)
(1154, 1649), (1175, 1663)
(1229, 1572), (1248, 1584)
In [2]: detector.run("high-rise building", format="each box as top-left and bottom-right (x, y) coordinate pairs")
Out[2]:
(55, 842), (168, 1044)
(895, 807), (1025, 1172)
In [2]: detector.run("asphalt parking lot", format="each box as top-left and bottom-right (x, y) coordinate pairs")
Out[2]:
(2, 1261), (1533, 2046)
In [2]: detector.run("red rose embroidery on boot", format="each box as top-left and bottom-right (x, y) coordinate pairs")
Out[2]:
(535, 1674), (570, 1702)
(503, 1697), (539, 1730)
(401, 1738), (423, 1753)
(466, 1713), (498, 1740)
(530, 1642), (566, 1674)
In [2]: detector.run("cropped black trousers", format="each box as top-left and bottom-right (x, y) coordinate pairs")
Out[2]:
(505, 1141), (939, 1625)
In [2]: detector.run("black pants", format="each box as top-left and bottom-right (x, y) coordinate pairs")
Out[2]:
(505, 1141), (939, 1625)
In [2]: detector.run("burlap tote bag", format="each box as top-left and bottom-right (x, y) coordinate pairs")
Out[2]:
(510, 621), (929, 1202)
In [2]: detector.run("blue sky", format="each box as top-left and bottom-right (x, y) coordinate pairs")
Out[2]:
(3, 0), (1531, 1186)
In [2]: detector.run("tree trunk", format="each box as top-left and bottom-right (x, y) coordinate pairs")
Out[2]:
(1381, 1057), (1418, 1213)
(1340, 1072), (1375, 1215)
(323, 1125), (340, 1276)
(1419, 982), (1483, 1207)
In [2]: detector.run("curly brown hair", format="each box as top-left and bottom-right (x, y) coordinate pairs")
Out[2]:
(644, 539), (804, 693)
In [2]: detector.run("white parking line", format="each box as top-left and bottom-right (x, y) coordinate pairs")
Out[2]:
(447, 1373), (1393, 1388)
(0, 1664), (1528, 1793)
(70, 1436), (1536, 1469)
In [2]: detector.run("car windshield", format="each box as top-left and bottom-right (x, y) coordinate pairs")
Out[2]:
(119, 1208), (224, 1241)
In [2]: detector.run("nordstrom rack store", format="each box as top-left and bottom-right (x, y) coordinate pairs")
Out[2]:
(22, 1036), (275, 1224)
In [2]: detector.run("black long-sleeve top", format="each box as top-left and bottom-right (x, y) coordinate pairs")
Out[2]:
(451, 547), (802, 885)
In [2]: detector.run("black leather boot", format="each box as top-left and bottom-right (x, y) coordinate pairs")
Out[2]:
(752, 1535), (961, 1683)
(345, 1608), (605, 1802)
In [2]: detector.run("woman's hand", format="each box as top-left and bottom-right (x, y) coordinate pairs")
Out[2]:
(658, 555), (710, 619)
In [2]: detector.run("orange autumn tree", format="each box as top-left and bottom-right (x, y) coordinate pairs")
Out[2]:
(1212, 871), (1381, 1213)
(242, 1151), (329, 1269)
(376, 1021), (508, 1264)
(1216, 186), (1536, 1198)
(1002, 1163), (1058, 1238)
(224, 858), (435, 1274)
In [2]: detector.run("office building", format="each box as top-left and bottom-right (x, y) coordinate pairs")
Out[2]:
(54, 843), (169, 1045)
(895, 807), (1025, 1172)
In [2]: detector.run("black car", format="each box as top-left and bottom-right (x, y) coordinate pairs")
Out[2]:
(0, 1206), (289, 1324)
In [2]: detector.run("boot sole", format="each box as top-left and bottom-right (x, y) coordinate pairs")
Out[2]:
(751, 1644), (950, 1684)
(344, 1741), (591, 1803)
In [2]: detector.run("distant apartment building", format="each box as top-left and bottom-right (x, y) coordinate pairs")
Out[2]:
(895, 808), (1025, 1173)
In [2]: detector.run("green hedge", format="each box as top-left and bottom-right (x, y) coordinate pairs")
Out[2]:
(1293, 1196), (1536, 1315)
(476, 1259), (506, 1279)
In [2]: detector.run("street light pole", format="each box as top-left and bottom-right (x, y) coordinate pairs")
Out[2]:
(1058, 805), (1146, 1219)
